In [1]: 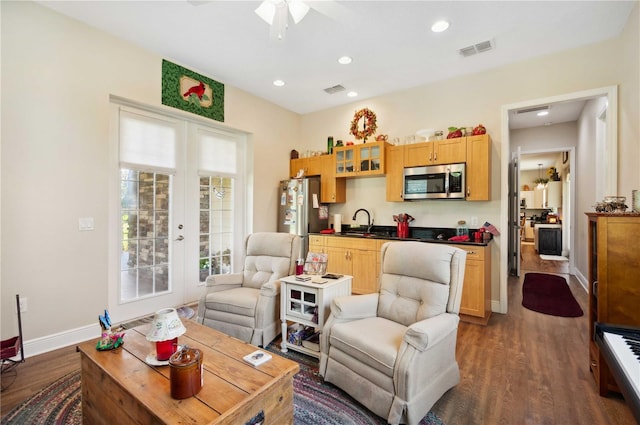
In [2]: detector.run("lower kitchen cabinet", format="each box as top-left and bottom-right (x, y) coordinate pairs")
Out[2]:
(325, 237), (379, 294)
(308, 235), (492, 323)
(453, 244), (492, 325)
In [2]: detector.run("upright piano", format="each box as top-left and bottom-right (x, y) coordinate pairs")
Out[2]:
(595, 323), (640, 424)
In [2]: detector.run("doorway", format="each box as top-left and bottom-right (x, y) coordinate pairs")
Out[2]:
(499, 86), (618, 314)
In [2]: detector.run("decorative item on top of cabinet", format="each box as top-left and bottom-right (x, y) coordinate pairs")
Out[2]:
(466, 134), (491, 201)
(586, 213), (640, 397)
(334, 141), (389, 177)
(350, 108), (377, 143)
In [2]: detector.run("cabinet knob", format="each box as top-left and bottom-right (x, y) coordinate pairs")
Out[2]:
(467, 188), (471, 196)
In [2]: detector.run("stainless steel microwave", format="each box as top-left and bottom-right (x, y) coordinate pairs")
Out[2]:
(403, 163), (466, 200)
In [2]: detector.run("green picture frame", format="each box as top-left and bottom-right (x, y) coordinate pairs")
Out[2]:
(161, 59), (224, 122)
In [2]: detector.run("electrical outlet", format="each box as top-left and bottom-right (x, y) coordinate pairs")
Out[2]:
(19, 297), (27, 313)
(471, 216), (479, 226)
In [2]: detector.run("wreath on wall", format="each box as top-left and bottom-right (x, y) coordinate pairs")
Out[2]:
(349, 108), (377, 142)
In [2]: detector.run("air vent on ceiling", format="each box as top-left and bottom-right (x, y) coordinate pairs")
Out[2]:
(324, 84), (345, 94)
(516, 105), (549, 115)
(459, 39), (494, 57)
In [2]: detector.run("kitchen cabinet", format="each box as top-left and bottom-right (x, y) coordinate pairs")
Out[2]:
(520, 191), (534, 209)
(334, 141), (389, 177)
(385, 144), (405, 202)
(586, 213), (640, 396)
(404, 137), (466, 167)
(320, 154), (346, 203)
(545, 181), (562, 208)
(465, 134), (491, 201)
(533, 187), (545, 208)
(289, 155), (323, 178)
(524, 220), (534, 241)
(453, 244), (492, 325)
(310, 235), (493, 325)
(325, 237), (379, 295)
(314, 236), (380, 294)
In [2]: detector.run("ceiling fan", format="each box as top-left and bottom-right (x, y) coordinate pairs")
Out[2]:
(254, 0), (311, 40)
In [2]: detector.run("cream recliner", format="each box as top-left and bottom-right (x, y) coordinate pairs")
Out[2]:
(197, 232), (300, 347)
(319, 241), (466, 425)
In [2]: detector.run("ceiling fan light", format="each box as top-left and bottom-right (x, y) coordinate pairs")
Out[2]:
(288, 1), (310, 24)
(255, 1), (276, 25)
(431, 20), (450, 33)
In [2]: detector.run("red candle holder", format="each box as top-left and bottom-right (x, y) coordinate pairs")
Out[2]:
(156, 337), (178, 361)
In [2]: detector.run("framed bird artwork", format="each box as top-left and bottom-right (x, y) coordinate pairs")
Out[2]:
(162, 59), (224, 122)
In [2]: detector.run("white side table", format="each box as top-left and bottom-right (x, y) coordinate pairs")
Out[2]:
(280, 274), (352, 358)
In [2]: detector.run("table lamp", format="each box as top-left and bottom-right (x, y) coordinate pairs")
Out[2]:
(146, 308), (186, 361)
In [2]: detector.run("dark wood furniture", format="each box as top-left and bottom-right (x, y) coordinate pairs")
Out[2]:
(538, 227), (562, 255)
(586, 212), (640, 396)
(77, 320), (299, 425)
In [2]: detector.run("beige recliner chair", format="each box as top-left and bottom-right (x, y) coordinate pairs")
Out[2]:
(197, 232), (301, 347)
(319, 241), (466, 425)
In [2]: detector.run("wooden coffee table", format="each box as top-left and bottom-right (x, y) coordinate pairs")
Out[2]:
(77, 320), (299, 425)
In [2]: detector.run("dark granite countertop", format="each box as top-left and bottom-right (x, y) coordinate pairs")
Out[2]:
(313, 225), (494, 247)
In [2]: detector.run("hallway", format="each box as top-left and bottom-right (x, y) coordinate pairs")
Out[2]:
(520, 240), (569, 275)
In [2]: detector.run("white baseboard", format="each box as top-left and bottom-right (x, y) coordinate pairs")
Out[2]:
(9, 323), (102, 361)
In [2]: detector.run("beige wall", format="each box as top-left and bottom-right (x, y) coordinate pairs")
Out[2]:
(0, 2), (299, 342)
(1, 1), (638, 351)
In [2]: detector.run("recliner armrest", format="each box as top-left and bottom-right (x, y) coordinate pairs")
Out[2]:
(330, 293), (379, 320)
(204, 273), (243, 292)
(403, 313), (460, 351)
(260, 280), (281, 297)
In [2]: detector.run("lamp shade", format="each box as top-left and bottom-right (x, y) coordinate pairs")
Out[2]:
(146, 308), (186, 342)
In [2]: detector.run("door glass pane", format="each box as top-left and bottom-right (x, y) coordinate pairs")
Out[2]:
(199, 176), (234, 282)
(120, 169), (172, 301)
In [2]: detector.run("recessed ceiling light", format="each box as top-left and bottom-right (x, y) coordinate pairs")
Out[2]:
(347, 91), (358, 98)
(273, 79), (285, 87)
(431, 20), (450, 33)
(537, 110), (549, 116)
(338, 56), (353, 65)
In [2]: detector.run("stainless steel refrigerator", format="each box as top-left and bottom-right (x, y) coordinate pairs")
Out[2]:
(277, 177), (328, 259)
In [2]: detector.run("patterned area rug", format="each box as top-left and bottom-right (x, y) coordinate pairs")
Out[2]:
(1, 344), (445, 425)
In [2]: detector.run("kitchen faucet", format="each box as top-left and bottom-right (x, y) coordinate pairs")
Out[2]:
(352, 208), (373, 233)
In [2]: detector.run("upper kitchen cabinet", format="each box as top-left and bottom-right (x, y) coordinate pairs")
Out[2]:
(335, 141), (389, 177)
(290, 155), (323, 178)
(385, 144), (405, 202)
(545, 181), (562, 208)
(404, 137), (466, 167)
(465, 134), (491, 201)
(320, 154), (346, 203)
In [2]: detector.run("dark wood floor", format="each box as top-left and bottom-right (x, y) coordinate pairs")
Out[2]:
(1, 248), (635, 423)
(432, 242), (634, 424)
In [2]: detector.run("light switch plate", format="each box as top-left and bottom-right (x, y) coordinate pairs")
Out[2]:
(470, 216), (479, 226)
(79, 217), (94, 231)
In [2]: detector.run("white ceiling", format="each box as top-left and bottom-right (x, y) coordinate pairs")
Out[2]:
(39, 0), (635, 118)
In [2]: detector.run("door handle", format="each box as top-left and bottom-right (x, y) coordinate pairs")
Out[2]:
(175, 235), (184, 241)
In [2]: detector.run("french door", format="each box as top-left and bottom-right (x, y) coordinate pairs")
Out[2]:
(109, 99), (246, 322)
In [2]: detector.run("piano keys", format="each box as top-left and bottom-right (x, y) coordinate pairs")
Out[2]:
(595, 323), (640, 424)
